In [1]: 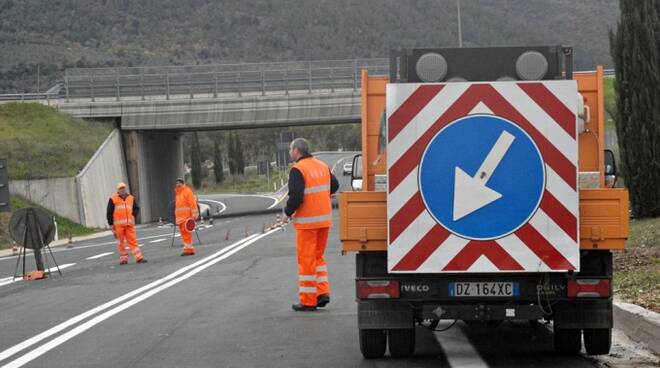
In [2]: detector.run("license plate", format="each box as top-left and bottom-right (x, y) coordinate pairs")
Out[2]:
(449, 282), (519, 297)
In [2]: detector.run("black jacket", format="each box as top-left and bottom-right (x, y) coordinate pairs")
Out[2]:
(106, 194), (140, 226)
(285, 155), (339, 217)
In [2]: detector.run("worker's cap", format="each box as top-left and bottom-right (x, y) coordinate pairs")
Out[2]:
(175, 178), (185, 184)
(117, 182), (127, 190)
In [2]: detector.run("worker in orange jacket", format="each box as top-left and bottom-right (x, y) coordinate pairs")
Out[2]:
(106, 182), (147, 265)
(284, 138), (339, 311)
(175, 178), (199, 256)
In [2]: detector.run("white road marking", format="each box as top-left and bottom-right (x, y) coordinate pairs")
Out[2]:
(85, 252), (114, 260)
(0, 230), (277, 368)
(199, 199), (227, 214)
(0, 264), (76, 287)
(435, 323), (488, 368)
(0, 277), (18, 287)
(45, 263), (75, 273)
(150, 239), (167, 243)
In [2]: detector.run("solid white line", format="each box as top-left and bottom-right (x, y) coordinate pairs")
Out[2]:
(85, 252), (114, 260)
(46, 263), (75, 273)
(199, 199), (227, 214)
(435, 324), (488, 368)
(0, 233), (262, 364)
(0, 264), (76, 287)
(150, 239), (167, 243)
(1, 230), (277, 368)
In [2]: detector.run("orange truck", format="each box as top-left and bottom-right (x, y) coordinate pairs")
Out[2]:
(339, 46), (629, 359)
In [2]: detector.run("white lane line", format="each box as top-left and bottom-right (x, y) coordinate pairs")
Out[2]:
(0, 232), (264, 365)
(199, 199), (227, 214)
(0, 264), (77, 287)
(150, 239), (167, 244)
(0, 231), (179, 261)
(1, 230), (277, 368)
(435, 323), (488, 368)
(85, 252), (114, 260)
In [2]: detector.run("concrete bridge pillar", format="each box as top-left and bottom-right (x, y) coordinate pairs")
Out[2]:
(122, 130), (184, 223)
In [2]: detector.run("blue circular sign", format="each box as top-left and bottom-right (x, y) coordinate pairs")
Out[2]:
(419, 114), (545, 240)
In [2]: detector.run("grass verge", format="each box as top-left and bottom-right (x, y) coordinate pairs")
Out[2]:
(0, 195), (100, 250)
(613, 216), (660, 312)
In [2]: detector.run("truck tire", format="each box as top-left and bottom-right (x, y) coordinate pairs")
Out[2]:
(583, 328), (611, 355)
(359, 329), (386, 359)
(388, 328), (415, 358)
(554, 328), (582, 354)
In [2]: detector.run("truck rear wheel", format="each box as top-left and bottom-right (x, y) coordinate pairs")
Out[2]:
(388, 328), (415, 358)
(359, 329), (386, 359)
(583, 328), (611, 355)
(554, 328), (582, 354)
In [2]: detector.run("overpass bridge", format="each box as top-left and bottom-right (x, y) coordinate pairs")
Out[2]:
(3, 59), (388, 226)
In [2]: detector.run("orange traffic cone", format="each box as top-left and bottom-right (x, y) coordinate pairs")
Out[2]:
(158, 217), (164, 226)
(11, 241), (18, 256)
(200, 216), (205, 225)
(67, 234), (73, 248)
(224, 229), (231, 241)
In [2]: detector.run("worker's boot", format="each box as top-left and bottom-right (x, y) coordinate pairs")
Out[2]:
(119, 256), (128, 265)
(292, 303), (317, 312)
(317, 294), (330, 308)
(181, 247), (195, 256)
(136, 258), (148, 264)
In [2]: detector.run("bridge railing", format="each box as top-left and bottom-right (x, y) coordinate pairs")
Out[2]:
(63, 58), (389, 101)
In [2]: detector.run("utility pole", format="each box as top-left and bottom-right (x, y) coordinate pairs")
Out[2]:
(457, 0), (463, 47)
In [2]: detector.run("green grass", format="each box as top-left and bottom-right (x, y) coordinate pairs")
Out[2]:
(0, 103), (112, 179)
(613, 216), (660, 312)
(0, 195), (100, 250)
(197, 170), (288, 194)
(604, 77), (615, 130)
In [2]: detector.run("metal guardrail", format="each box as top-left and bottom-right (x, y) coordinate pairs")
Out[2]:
(0, 92), (60, 102)
(62, 58), (390, 101)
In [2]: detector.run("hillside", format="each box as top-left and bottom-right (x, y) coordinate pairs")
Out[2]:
(0, 0), (620, 93)
(0, 103), (112, 179)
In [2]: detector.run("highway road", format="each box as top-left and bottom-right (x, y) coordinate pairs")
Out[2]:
(0, 153), (657, 368)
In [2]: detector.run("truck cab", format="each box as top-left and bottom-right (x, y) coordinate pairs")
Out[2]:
(339, 46), (629, 359)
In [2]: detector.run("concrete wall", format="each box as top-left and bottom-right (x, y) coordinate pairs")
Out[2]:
(10, 177), (81, 223)
(76, 129), (129, 228)
(124, 131), (183, 223)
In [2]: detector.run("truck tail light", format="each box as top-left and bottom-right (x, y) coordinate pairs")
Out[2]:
(357, 280), (400, 299)
(567, 279), (610, 298)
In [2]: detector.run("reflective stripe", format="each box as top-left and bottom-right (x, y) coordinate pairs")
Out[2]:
(299, 286), (317, 293)
(292, 214), (333, 224)
(304, 184), (330, 195)
(176, 207), (192, 212)
(299, 275), (316, 282)
(317, 276), (329, 282)
(114, 219), (135, 225)
(115, 204), (132, 210)
(316, 265), (328, 272)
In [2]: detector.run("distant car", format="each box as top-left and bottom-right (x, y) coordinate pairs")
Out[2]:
(343, 162), (353, 176)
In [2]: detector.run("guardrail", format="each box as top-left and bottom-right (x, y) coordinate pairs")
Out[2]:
(0, 92), (60, 102)
(62, 58), (390, 101)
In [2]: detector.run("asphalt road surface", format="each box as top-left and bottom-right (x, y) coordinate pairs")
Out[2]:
(0, 153), (657, 368)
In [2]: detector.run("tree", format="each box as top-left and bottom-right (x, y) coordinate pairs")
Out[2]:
(213, 139), (224, 184)
(190, 132), (202, 189)
(227, 132), (236, 175)
(609, 0), (660, 217)
(235, 133), (245, 175)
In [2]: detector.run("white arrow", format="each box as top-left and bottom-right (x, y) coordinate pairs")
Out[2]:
(453, 130), (515, 221)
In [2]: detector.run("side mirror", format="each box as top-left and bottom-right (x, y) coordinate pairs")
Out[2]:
(604, 149), (617, 188)
(351, 154), (363, 191)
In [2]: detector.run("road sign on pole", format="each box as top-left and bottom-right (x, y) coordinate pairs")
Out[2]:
(0, 158), (10, 213)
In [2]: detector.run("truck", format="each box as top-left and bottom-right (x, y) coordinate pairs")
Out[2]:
(338, 46), (629, 358)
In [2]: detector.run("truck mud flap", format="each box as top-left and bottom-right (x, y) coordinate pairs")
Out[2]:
(358, 301), (413, 329)
(554, 299), (612, 329)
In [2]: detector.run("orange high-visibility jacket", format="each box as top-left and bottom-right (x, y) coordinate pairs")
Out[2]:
(111, 193), (135, 226)
(291, 157), (333, 229)
(175, 184), (199, 225)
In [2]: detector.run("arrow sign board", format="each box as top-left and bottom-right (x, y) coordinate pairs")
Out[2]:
(386, 81), (580, 273)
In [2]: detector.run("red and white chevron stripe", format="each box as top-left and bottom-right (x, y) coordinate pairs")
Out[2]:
(386, 81), (580, 273)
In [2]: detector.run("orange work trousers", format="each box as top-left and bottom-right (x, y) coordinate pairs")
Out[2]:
(296, 227), (330, 307)
(178, 222), (194, 251)
(114, 225), (143, 262)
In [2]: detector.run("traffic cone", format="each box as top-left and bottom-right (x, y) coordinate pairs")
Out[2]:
(158, 217), (164, 226)
(276, 214), (281, 225)
(200, 216), (205, 224)
(224, 229), (231, 241)
(245, 226), (249, 237)
(11, 241), (18, 256)
(67, 234), (73, 248)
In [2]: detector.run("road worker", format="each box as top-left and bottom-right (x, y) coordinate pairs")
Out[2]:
(284, 138), (339, 311)
(106, 182), (147, 265)
(174, 178), (199, 256)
